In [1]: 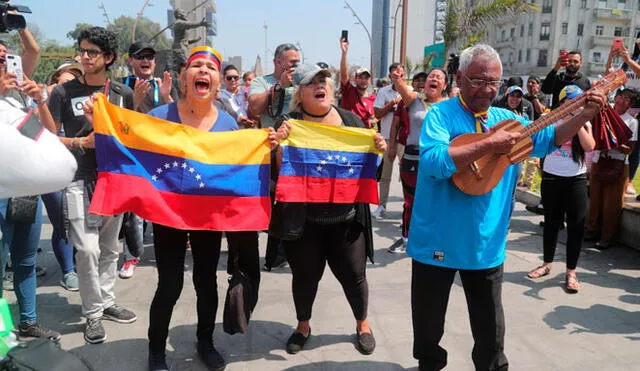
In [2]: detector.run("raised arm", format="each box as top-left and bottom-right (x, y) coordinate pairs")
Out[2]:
(340, 38), (350, 86)
(18, 28), (40, 78)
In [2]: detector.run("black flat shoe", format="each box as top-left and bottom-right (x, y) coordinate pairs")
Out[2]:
(356, 329), (376, 355)
(196, 342), (226, 371)
(286, 328), (310, 354)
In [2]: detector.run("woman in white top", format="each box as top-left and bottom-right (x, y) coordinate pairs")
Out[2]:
(527, 85), (595, 293)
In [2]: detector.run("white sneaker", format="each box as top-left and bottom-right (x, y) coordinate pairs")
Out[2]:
(119, 259), (139, 279)
(625, 184), (636, 195)
(372, 205), (386, 220)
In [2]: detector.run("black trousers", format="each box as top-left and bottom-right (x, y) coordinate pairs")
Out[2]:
(282, 220), (368, 322)
(148, 224), (259, 352)
(541, 172), (588, 270)
(411, 260), (508, 371)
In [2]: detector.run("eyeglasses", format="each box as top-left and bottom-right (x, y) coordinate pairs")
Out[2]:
(76, 48), (104, 58)
(463, 75), (503, 89)
(225, 75), (240, 81)
(131, 54), (155, 61)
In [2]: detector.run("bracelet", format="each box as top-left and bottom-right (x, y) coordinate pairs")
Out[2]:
(71, 137), (77, 149)
(79, 137), (85, 150)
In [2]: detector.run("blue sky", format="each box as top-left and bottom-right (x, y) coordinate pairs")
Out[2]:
(25, 0), (374, 72)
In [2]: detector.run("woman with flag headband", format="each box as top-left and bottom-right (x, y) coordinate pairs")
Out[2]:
(273, 63), (387, 355)
(143, 46), (278, 371)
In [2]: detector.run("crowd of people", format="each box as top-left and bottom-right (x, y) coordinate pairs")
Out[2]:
(0, 15), (637, 371)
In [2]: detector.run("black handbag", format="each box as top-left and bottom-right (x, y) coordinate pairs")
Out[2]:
(223, 269), (258, 335)
(6, 196), (38, 224)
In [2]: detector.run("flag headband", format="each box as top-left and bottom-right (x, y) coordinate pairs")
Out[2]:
(186, 46), (222, 71)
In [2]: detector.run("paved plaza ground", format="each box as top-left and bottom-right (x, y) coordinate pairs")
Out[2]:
(6, 171), (640, 371)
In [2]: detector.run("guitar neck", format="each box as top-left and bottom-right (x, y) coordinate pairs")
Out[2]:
(519, 95), (587, 138)
(518, 69), (627, 138)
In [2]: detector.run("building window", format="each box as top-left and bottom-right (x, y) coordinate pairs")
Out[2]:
(562, 23), (568, 34)
(615, 26), (623, 36)
(526, 49), (531, 62)
(518, 50), (523, 62)
(593, 52), (602, 63)
(581, 0), (587, 7)
(578, 23), (584, 36)
(634, 27), (640, 37)
(617, 0), (626, 9)
(501, 30), (506, 41)
(565, 0), (571, 6)
(528, 23), (533, 36)
(520, 25), (525, 37)
(538, 49), (548, 67)
(542, 0), (553, 12)
(596, 25), (604, 35)
(540, 23), (551, 40)
(598, 0), (607, 8)
(510, 28), (515, 39)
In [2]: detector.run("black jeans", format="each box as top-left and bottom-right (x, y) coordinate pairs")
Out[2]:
(541, 172), (588, 270)
(148, 224), (259, 352)
(411, 260), (508, 371)
(282, 220), (368, 322)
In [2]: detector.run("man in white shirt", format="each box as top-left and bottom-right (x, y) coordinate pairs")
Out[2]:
(586, 88), (638, 249)
(219, 64), (257, 128)
(372, 63), (405, 219)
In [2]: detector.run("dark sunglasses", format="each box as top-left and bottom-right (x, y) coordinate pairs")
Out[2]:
(225, 75), (240, 81)
(132, 54), (155, 61)
(76, 48), (104, 58)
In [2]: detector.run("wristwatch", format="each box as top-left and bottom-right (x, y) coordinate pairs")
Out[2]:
(34, 88), (49, 105)
(273, 83), (283, 92)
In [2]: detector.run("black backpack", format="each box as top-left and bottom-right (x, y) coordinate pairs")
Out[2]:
(0, 339), (92, 371)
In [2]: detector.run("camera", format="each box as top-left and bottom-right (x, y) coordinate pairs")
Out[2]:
(0, 1), (32, 34)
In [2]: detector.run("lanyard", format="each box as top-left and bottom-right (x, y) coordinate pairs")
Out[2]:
(459, 95), (489, 133)
(83, 78), (110, 100)
(125, 76), (159, 106)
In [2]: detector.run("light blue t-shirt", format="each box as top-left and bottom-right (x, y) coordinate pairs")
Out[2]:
(406, 97), (556, 270)
(248, 75), (294, 129)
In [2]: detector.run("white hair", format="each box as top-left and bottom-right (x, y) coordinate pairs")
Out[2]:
(458, 44), (502, 73)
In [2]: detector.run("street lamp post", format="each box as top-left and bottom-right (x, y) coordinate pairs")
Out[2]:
(391, 0), (403, 63)
(344, 1), (375, 79)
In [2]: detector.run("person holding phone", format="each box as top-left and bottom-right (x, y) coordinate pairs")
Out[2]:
(339, 35), (377, 128)
(541, 50), (591, 108)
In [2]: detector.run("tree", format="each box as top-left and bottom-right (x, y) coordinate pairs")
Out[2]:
(66, 23), (94, 43)
(31, 41), (77, 83)
(443, 0), (538, 56)
(107, 16), (171, 57)
(4, 23), (45, 54)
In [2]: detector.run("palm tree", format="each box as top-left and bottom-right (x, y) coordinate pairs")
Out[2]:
(443, 0), (538, 56)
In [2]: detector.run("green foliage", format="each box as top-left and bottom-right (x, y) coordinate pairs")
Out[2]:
(443, 0), (538, 55)
(66, 23), (94, 43)
(31, 41), (77, 83)
(107, 16), (171, 57)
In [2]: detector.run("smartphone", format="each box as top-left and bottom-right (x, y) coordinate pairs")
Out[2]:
(560, 49), (569, 67)
(341, 30), (349, 43)
(612, 37), (625, 51)
(6, 54), (23, 84)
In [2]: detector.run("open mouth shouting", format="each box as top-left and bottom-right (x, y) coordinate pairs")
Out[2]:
(314, 90), (327, 102)
(194, 77), (211, 95)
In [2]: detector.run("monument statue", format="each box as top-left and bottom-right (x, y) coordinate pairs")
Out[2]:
(171, 8), (209, 67)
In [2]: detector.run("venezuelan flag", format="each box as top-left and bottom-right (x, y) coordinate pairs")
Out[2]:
(88, 94), (271, 231)
(275, 119), (381, 204)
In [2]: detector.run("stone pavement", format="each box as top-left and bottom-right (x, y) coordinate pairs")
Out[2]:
(6, 168), (640, 371)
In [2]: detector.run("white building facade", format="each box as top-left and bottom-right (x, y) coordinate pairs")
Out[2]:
(487, 0), (640, 79)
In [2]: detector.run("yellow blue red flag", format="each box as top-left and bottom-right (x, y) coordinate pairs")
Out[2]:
(275, 119), (381, 204)
(88, 94), (271, 231)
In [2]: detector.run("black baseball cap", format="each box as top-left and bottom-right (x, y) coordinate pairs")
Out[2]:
(128, 41), (155, 57)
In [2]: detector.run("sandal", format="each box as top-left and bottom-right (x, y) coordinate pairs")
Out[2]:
(527, 265), (551, 279)
(565, 274), (580, 293)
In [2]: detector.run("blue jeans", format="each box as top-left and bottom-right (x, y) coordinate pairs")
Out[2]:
(41, 191), (75, 274)
(0, 198), (42, 325)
